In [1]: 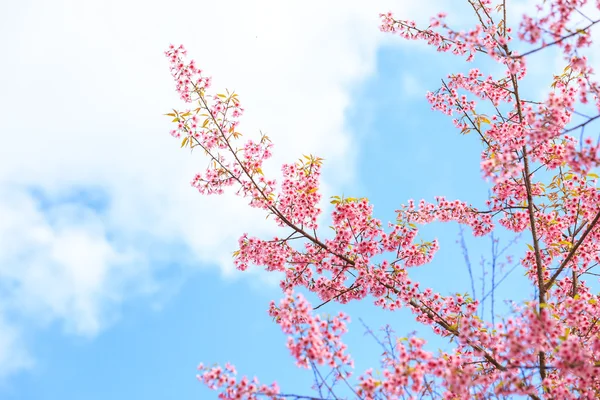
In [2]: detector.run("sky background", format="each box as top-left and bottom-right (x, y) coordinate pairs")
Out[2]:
(1, 0), (599, 399)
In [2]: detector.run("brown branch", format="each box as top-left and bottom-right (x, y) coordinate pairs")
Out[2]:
(505, 42), (548, 382)
(545, 209), (600, 291)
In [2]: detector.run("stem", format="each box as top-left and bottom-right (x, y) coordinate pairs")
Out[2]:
(545, 209), (600, 291)
(522, 145), (548, 381)
(505, 40), (548, 381)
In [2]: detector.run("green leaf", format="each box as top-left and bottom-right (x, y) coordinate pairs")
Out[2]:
(526, 243), (534, 251)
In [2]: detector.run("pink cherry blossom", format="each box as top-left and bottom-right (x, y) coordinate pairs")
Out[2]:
(166, 0), (600, 398)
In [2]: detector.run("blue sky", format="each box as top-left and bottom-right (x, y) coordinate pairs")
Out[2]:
(1, 0), (599, 399)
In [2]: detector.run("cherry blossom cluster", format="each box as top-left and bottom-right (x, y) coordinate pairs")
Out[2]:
(166, 44), (212, 103)
(398, 197), (494, 237)
(519, 1), (600, 172)
(519, 0), (595, 53)
(166, 45), (277, 205)
(359, 291), (600, 398)
(275, 157), (323, 230)
(166, 0), (600, 398)
(197, 362), (281, 400)
(268, 290), (353, 373)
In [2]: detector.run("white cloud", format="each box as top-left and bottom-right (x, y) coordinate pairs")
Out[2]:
(0, 187), (148, 372)
(0, 0), (458, 378)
